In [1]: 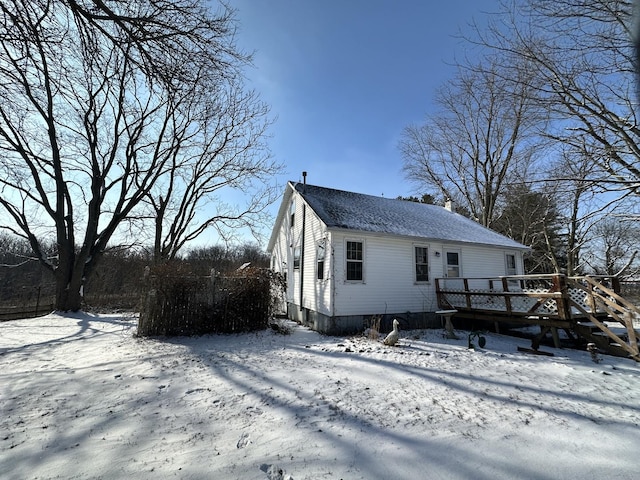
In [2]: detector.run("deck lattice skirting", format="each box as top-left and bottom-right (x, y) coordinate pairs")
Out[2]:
(435, 274), (640, 361)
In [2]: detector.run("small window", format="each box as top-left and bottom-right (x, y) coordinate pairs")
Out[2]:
(317, 240), (326, 280)
(415, 246), (429, 282)
(289, 201), (295, 228)
(346, 241), (363, 281)
(506, 254), (517, 275)
(293, 245), (301, 269)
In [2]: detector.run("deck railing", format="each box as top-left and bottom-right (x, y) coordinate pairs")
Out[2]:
(435, 274), (640, 360)
(435, 274), (583, 321)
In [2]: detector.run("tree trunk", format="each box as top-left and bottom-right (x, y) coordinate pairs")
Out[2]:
(54, 247), (97, 311)
(55, 271), (83, 311)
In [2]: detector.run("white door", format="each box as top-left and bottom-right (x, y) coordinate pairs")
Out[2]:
(445, 250), (461, 278)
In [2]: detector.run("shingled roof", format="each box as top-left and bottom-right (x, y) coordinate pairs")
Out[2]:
(291, 183), (528, 250)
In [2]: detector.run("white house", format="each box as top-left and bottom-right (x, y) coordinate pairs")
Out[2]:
(267, 181), (530, 335)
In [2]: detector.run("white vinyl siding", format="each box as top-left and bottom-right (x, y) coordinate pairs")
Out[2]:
(297, 197), (332, 316)
(269, 191), (332, 316)
(333, 233), (438, 316)
(453, 245), (523, 278)
(332, 236), (526, 317)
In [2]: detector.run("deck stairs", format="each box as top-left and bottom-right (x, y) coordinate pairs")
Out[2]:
(567, 276), (640, 361)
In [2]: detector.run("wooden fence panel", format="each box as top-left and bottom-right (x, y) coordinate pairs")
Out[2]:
(138, 270), (276, 336)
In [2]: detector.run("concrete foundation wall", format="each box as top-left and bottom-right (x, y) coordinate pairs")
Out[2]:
(287, 302), (441, 336)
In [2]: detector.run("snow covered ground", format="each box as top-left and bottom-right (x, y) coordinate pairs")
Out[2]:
(1, 312), (639, 480)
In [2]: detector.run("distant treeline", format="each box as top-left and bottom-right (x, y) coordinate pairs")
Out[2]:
(0, 233), (269, 311)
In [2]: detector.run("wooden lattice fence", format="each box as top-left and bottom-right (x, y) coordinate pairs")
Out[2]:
(436, 274), (640, 360)
(137, 266), (283, 336)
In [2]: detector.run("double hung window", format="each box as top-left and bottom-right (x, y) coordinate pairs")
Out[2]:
(346, 241), (363, 281)
(293, 246), (301, 269)
(415, 246), (429, 282)
(317, 241), (326, 280)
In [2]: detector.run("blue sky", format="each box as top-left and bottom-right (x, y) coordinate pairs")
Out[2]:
(228, 0), (496, 200)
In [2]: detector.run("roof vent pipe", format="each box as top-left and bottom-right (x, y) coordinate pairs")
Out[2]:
(302, 171), (307, 184)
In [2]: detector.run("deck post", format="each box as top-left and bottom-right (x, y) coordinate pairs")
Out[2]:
(584, 277), (597, 313)
(463, 278), (471, 308)
(501, 277), (513, 315)
(550, 327), (561, 349)
(553, 274), (572, 321)
(624, 310), (639, 356)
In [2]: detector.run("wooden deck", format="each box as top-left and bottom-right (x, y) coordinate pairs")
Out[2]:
(435, 274), (640, 361)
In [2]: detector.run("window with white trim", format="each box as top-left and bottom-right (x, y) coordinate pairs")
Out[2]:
(293, 245), (301, 269)
(346, 240), (363, 281)
(414, 246), (429, 282)
(289, 201), (295, 228)
(317, 240), (326, 280)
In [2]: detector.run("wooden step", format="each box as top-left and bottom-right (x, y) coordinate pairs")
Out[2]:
(574, 329), (635, 359)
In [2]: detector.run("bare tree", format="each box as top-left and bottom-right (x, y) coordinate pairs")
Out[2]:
(544, 145), (616, 275)
(476, 0), (640, 200)
(146, 80), (281, 261)
(0, 1), (277, 310)
(400, 59), (542, 228)
(583, 218), (640, 276)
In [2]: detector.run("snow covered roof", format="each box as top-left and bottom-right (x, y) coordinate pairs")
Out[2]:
(291, 182), (529, 250)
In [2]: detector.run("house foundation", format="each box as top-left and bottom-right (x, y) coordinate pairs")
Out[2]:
(286, 302), (441, 335)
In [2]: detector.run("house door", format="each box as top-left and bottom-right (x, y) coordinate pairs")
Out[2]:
(445, 250), (461, 278)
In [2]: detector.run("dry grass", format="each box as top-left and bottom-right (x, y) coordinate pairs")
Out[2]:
(367, 314), (382, 340)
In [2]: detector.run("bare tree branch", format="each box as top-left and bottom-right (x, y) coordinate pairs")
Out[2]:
(400, 58), (542, 227)
(475, 0), (640, 195)
(0, 0), (276, 310)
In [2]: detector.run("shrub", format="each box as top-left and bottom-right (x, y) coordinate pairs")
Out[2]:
(138, 263), (284, 336)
